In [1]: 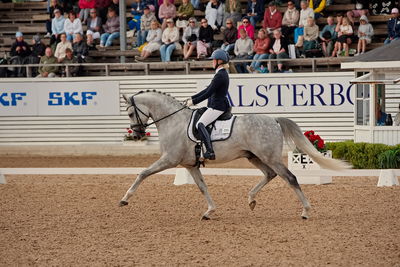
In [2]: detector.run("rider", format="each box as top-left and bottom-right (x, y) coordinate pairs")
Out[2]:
(184, 49), (231, 160)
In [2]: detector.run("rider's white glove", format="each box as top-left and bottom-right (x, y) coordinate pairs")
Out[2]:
(185, 98), (193, 107)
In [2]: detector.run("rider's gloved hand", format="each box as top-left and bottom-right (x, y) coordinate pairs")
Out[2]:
(184, 98), (193, 107)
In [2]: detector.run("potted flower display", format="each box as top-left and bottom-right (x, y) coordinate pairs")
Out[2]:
(123, 128), (151, 145)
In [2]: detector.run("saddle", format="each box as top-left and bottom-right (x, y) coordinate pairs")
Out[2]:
(191, 107), (233, 140)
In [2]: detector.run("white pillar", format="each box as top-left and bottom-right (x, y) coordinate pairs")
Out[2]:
(0, 171), (6, 184)
(174, 168), (195, 185)
(377, 169), (399, 187)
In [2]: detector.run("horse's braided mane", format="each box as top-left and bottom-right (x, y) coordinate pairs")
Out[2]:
(142, 89), (185, 107)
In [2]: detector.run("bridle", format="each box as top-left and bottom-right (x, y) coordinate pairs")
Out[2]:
(127, 91), (186, 136)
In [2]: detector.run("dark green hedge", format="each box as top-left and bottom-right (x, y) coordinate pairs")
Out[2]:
(326, 141), (400, 169)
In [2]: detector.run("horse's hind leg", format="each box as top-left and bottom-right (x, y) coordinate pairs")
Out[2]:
(186, 167), (216, 220)
(247, 157), (277, 211)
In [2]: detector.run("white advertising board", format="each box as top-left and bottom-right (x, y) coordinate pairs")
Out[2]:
(0, 81), (120, 116)
(198, 74), (354, 113)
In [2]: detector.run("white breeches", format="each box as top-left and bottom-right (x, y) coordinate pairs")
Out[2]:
(196, 108), (224, 128)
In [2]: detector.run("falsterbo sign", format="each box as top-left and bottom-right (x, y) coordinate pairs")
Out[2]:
(197, 73), (355, 113)
(0, 81), (120, 116)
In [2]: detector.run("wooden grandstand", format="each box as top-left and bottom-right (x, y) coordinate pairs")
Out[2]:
(0, 0), (390, 75)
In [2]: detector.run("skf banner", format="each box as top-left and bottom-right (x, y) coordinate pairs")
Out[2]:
(0, 81), (120, 116)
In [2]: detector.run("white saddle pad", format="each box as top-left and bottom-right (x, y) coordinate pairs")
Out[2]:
(187, 110), (236, 142)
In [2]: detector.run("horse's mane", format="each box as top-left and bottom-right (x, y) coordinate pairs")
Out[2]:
(141, 89), (185, 107)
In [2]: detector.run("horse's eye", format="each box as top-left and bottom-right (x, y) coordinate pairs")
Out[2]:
(128, 113), (133, 118)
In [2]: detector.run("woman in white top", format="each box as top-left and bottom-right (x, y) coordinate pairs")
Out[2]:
(182, 17), (199, 60)
(205, 0), (225, 30)
(54, 33), (73, 62)
(137, 20), (163, 60)
(64, 11), (83, 42)
(86, 9), (102, 47)
(333, 17), (353, 57)
(159, 18), (181, 62)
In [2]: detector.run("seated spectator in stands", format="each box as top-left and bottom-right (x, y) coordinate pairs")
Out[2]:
(45, 0), (63, 38)
(60, 48), (80, 76)
(37, 47), (59, 78)
(238, 17), (255, 40)
(197, 18), (214, 59)
(159, 18), (181, 62)
(248, 29), (270, 73)
(86, 8), (102, 48)
(96, 0), (112, 24)
(303, 17), (319, 53)
(333, 17), (353, 57)
(72, 33), (88, 62)
(55, 33), (73, 62)
(100, 7), (120, 47)
(355, 15), (373, 55)
(224, 0), (241, 27)
(269, 29), (289, 73)
(205, 0), (225, 31)
(159, 0), (177, 30)
(176, 0), (194, 30)
(182, 18), (199, 60)
(309, 0), (325, 19)
(136, 20), (162, 60)
(247, 0), (265, 29)
(319, 16), (337, 57)
(294, 0), (314, 46)
(51, 8), (66, 45)
(281, 0), (299, 43)
(221, 18), (237, 53)
(347, 0), (369, 25)
(136, 6), (156, 47)
(109, 0), (119, 15)
(26, 34), (46, 77)
(128, 0), (147, 34)
(64, 11), (83, 42)
(370, 0), (396, 15)
(384, 8), (400, 45)
(234, 28), (254, 73)
(79, 0), (96, 24)
(263, 1), (282, 34)
(10, 32), (31, 77)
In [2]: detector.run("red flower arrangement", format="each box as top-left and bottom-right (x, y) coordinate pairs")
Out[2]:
(304, 130), (326, 152)
(124, 128), (151, 141)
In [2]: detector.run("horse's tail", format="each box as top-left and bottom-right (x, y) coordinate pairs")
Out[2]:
(276, 117), (351, 170)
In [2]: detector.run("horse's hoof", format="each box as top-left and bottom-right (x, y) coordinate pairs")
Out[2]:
(249, 200), (256, 211)
(201, 215), (210, 221)
(301, 215), (309, 220)
(119, 201), (128, 207)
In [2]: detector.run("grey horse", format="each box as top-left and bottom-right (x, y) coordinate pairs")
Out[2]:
(120, 91), (349, 220)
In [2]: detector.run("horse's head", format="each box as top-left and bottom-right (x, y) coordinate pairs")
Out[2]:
(123, 93), (150, 141)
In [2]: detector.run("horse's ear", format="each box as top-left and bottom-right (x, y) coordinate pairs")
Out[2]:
(123, 94), (130, 104)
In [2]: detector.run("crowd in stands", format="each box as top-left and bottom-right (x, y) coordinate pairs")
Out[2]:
(6, 0), (400, 76)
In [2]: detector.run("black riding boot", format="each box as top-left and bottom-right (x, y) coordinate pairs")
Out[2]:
(197, 123), (216, 160)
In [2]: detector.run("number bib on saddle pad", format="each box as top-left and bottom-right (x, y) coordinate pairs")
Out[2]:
(187, 107), (236, 142)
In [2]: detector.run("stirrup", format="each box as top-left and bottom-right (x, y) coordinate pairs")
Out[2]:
(204, 150), (215, 160)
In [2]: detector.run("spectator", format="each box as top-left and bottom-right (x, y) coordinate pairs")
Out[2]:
(64, 11), (83, 42)
(86, 8), (102, 48)
(347, 0), (369, 25)
(10, 32), (31, 77)
(51, 8), (66, 45)
(60, 48), (80, 76)
(136, 20), (162, 60)
(281, 0), (299, 43)
(333, 17), (353, 57)
(234, 28), (253, 73)
(159, 18), (181, 62)
(45, 0), (63, 38)
(136, 6), (156, 47)
(55, 33), (73, 62)
(128, 0), (147, 34)
(319, 16), (337, 57)
(182, 17), (199, 60)
(197, 18), (214, 59)
(109, 0), (119, 15)
(263, 1), (282, 35)
(248, 28), (270, 73)
(96, 0), (112, 23)
(205, 0), (224, 31)
(176, 0), (194, 30)
(159, 0), (176, 30)
(220, 18), (237, 53)
(100, 7), (120, 47)
(269, 29), (289, 73)
(303, 16), (319, 52)
(356, 15), (373, 55)
(79, 0), (96, 24)
(309, 0), (325, 19)
(384, 8), (400, 45)
(72, 33), (88, 62)
(224, 0), (241, 27)
(37, 47), (59, 78)
(238, 17), (255, 40)
(294, 0), (314, 46)
(26, 34), (46, 77)
(247, 0), (265, 29)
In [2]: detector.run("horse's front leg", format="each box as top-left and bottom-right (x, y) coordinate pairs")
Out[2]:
(119, 155), (175, 206)
(186, 167), (216, 220)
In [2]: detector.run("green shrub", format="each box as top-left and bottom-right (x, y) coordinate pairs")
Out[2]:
(326, 141), (400, 169)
